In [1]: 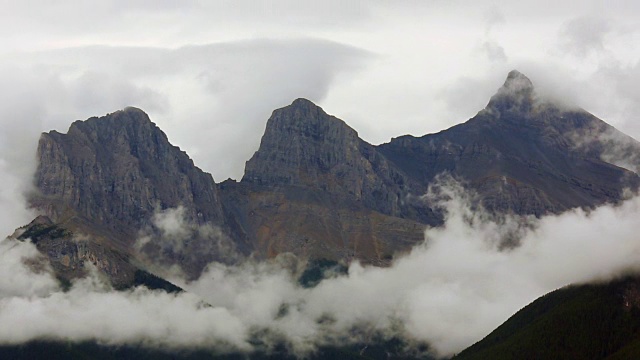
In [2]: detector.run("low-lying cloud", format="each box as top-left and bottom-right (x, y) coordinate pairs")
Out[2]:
(3, 179), (640, 357)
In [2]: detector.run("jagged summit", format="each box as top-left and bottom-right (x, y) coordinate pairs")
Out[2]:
(275, 98), (350, 130)
(504, 70), (534, 89)
(289, 97), (318, 109)
(486, 69), (536, 114)
(122, 106), (146, 114)
(26, 69), (640, 280)
(242, 97), (360, 186)
(35, 108), (225, 236)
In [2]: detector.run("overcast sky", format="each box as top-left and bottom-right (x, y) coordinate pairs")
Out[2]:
(1, 0), (640, 182)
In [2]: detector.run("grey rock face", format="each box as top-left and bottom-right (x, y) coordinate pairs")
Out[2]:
(35, 107), (225, 237)
(242, 98), (434, 223)
(27, 70), (640, 277)
(379, 71), (640, 215)
(33, 108), (234, 278)
(15, 215), (137, 288)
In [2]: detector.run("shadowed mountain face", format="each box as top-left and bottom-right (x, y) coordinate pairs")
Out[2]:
(26, 71), (640, 280)
(453, 275), (640, 360)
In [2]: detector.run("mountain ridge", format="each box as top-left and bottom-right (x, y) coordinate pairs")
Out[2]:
(7, 69), (640, 359)
(23, 69), (640, 282)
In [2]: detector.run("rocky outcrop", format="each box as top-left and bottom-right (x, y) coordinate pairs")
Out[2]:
(231, 99), (438, 264)
(14, 216), (137, 288)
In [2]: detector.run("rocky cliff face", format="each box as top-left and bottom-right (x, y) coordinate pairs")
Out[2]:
(32, 107), (235, 278)
(35, 107), (224, 233)
(378, 70), (640, 215)
(24, 70), (640, 280)
(229, 98), (438, 264)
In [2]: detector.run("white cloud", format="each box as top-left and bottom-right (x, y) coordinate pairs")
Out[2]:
(0, 237), (58, 298)
(559, 16), (612, 57)
(3, 178), (640, 357)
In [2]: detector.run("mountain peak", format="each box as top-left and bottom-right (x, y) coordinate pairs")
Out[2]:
(290, 98), (318, 108)
(504, 70), (533, 90)
(242, 98), (360, 186)
(486, 70), (536, 114)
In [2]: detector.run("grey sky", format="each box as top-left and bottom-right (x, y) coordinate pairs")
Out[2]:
(1, 1), (640, 181)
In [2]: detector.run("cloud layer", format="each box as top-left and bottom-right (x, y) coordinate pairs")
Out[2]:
(3, 181), (640, 357)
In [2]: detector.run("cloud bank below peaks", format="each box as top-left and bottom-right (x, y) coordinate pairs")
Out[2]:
(3, 178), (640, 357)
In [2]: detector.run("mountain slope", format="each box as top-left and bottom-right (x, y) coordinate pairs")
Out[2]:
(453, 276), (640, 360)
(222, 98), (435, 264)
(378, 70), (640, 216)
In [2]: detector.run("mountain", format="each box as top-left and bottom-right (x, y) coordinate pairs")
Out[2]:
(220, 70), (639, 264)
(378, 70), (639, 215)
(453, 275), (640, 360)
(23, 70), (640, 284)
(31, 107), (242, 279)
(222, 97), (435, 265)
(7, 69), (640, 359)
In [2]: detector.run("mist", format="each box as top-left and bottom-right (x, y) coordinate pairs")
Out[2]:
(3, 178), (640, 357)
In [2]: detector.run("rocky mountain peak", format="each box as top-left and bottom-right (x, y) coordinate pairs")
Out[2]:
(486, 69), (536, 114)
(504, 70), (534, 89)
(242, 98), (361, 187)
(290, 97), (320, 110)
(34, 108), (225, 239)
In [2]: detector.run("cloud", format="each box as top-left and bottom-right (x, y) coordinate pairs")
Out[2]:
(135, 205), (241, 279)
(437, 73), (507, 122)
(0, 1), (377, 51)
(483, 6), (506, 35)
(0, 237), (58, 298)
(567, 119), (640, 174)
(150, 206), (192, 243)
(480, 41), (508, 63)
(179, 180), (640, 356)
(4, 177), (640, 356)
(559, 16), (612, 57)
(0, 280), (251, 352)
